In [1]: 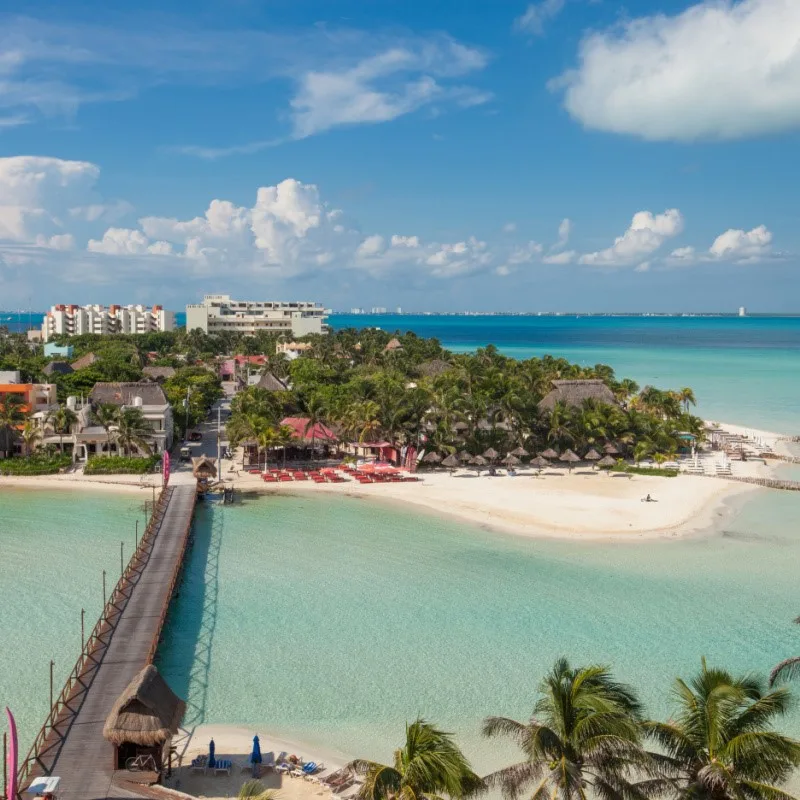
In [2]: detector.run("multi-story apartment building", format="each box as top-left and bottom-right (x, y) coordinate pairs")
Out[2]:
(186, 295), (328, 338)
(41, 304), (176, 341)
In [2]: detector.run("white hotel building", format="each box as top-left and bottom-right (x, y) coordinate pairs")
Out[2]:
(186, 295), (329, 337)
(41, 304), (176, 341)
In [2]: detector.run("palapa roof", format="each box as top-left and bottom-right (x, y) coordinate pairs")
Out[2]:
(90, 382), (168, 407)
(192, 456), (217, 478)
(103, 665), (185, 747)
(142, 366), (176, 381)
(539, 448), (559, 459)
(538, 379), (617, 412)
(255, 371), (289, 392)
(43, 360), (74, 376)
(598, 455), (617, 467)
(384, 338), (403, 352)
(416, 359), (453, 378)
(71, 352), (98, 371)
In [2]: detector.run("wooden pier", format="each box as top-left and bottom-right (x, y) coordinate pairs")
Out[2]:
(16, 484), (197, 800)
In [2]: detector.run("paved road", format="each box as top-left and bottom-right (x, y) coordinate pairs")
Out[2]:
(45, 485), (196, 800)
(173, 399), (230, 476)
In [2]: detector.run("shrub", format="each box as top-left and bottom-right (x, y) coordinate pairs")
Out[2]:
(84, 454), (161, 475)
(600, 461), (679, 478)
(0, 454), (72, 476)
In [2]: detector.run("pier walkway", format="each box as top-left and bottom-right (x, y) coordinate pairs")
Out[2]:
(18, 483), (196, 800)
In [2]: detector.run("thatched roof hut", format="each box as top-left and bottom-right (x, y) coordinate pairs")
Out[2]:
(384, 338), (403, 353)
(192, 456), (217, 479)
(538, 380), (617, 412)
(103, 665), (185, 750)
(539, 448), (559, 460)
(255, 371), (289, 392)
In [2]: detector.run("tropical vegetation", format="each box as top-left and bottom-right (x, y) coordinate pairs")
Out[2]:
(347, 718), (484, 800)
(84, 454), (160, 475)
(770, 616), (800, 687)
(0, 453), (72, 475)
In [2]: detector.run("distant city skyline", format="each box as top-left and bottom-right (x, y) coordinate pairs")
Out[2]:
(0, 0), (797, 312)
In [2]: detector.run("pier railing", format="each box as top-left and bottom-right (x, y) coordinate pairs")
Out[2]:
(15, 485), (172, 795)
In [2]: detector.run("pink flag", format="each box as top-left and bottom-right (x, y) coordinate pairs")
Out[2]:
(162, 450), (171, 487)
(6, 707), (17, 800)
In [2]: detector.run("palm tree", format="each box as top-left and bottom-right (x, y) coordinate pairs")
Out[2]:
(275, 423), (297, 469)
(770, 617), (800, 686)
(46, 405), (78, 454)
(483, 657), (647, 800)
(92, 402), (120, 457)
(21, 416), (42, 455)
(677, 387), (696, 413)
(304, 394), (328, 460)
(255, 425), (281, 472)
(644, 660), (800, 800)
(0, 393), (26, 457)
(237, 780), (278, 799)
(347, 718), (483, 800)
(115, 407), (153, 457)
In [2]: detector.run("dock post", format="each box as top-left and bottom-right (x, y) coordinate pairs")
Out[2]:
(135, 519), (139, 549)
(49, 660), (54, 720)
(120, 541), (124, 579)
(81, 608), (85, 651)
(102, 569), (106, 611)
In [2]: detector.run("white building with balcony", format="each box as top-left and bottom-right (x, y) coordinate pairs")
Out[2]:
(186, 295), (328, 338)
(41, 304), (176, 341)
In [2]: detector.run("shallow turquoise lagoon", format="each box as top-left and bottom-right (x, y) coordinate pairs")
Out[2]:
(0, 488), (144, 752)
(157, 492), (800, 772)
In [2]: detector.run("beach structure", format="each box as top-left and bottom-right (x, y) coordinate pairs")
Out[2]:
(250, 371), (289, 391)
(103, 665), (185, 772)
(41, 304), (175, 342)
(18, 485), (196, 799)
(186, 295), (328, 337)
(88, 382), (174, 454)
(538, 379), (617, 412)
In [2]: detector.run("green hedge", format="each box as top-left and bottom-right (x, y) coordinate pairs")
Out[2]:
(84, 455), (161, 475)
(601, 462), (679, 478)
(0, 454), (72, 475)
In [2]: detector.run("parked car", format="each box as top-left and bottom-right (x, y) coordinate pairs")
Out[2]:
(189, 431), (203, 442)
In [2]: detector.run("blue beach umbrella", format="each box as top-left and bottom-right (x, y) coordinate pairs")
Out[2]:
(250, 735), (262, 765)
(208, 738), (216, 769)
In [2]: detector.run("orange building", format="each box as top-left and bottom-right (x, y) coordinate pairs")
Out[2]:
(0, 382), (58, 416)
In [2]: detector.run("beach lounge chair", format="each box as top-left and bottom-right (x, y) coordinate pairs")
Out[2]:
(190, 755), (208, 774)
(261, 751), (275, 772)
(215, 759), (232, 775)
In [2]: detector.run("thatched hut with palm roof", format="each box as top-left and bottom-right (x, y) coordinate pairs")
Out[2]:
(538, 380), (617, 412)
(192, 456), (217, 480)
(103, 665), (185, 771)
(539, 448), (559, 460)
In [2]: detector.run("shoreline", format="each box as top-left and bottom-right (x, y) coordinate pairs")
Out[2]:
(1, 420), (793, 542)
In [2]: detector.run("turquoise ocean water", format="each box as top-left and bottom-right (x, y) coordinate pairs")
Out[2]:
(0, 489), (142, 750)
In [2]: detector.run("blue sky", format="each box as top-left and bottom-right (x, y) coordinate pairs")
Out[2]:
(0, 0), (798, 312)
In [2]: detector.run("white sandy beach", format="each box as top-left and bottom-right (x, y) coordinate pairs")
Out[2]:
(163, 724), (351, 800)
(2, 421), (793, 541)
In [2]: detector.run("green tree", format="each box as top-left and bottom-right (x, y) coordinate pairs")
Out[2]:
(114, 407), (153, 457)
(21, 416), (42, 455)
(92, 402), (120, 456)
(0, 392), (26, 457)
(46, 405), (78, 454)
(770, 617), (800, 687)
(645, 660), (800, 800)
(347, 719), (483, 800)
(483, 658), (647, 800)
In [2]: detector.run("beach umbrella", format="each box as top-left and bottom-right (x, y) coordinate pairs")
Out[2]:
(603, 442), (620, 455)
(530, 455), (549, 473)
(471, 455), (487, 466)
(208, 739), (216, 769)
(503, 454), (520, 466)
(250, 735), (262, 765)
(441, 454), (461, 469)
(539, 448), (559, 460)
(510, 446), (529, 457)
(559, 449), (581, 472)
(584, 448), (602, 461)
(422, 451), (442, 464)
(598, 455), (617, 468)
(483, 447), (499, 460)
(457, 450), (472, 461)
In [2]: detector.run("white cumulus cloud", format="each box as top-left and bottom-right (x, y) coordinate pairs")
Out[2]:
(709, 225), (772, 262)
(515, 0), (566, 35)
(555, 0), (800, 141)
(579, 209), (684, 266)
(87, 227), (172, 255)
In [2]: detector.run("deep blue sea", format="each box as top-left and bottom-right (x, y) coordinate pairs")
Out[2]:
(6, 312), (799, 432)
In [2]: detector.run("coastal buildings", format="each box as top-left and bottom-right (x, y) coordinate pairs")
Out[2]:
(87, 382), (174, 455)
(44, 343), (74, 358)
(276, 340), (312, 360)
(41, 304), (176, 341)
(0, 375), (58, 414)
(739, 306), (747, 317)
(185, 295), (328, 337)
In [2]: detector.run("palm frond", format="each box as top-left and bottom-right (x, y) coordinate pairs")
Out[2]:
(769, 658), (800, 687)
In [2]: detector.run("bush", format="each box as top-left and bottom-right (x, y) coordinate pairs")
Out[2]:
(84, 454), (161, 475)
(0, 454), (72, 475)
(601, 461), (679, 478)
